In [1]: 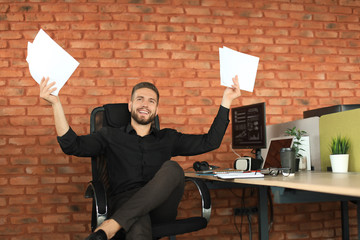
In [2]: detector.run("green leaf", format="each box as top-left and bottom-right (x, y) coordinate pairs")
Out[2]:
(329, 135), (350, 155)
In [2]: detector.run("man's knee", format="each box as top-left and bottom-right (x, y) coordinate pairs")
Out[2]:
(161, 160), (184, 180)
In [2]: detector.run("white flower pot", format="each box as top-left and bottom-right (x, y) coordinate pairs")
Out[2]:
(330, 154), (349, 173)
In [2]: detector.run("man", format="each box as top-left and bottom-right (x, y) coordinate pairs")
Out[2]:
(39, 76), (241, 240)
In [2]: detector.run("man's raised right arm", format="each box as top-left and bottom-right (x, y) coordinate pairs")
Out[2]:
(39, 77), (69, 137)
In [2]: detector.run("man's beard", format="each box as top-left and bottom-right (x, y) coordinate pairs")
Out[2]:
(131, 109), (156, 125)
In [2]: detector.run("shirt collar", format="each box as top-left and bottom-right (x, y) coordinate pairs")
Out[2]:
(125, 124), (158, 137)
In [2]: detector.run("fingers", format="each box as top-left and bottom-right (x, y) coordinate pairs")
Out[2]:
(39, 77), (57, 100)
(231, 75), (240, 89)
(40, 77), (56, 92)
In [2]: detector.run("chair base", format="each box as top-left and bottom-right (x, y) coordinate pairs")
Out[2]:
(109, 217), (207, 240)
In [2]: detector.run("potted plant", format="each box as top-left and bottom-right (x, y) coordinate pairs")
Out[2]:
(329, 135), (350, 173)
(285, 127), (307, 170)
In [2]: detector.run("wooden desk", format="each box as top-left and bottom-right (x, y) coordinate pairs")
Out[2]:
(185, 171), (360, 240)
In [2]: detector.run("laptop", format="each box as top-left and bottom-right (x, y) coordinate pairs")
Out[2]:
(262, 136), (294, 169)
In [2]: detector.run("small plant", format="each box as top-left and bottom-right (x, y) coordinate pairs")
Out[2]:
(285, 126), (307, 159)
(329, 135), (350, 155)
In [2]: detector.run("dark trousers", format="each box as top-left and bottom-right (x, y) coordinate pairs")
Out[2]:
(109, 160), (185, 240)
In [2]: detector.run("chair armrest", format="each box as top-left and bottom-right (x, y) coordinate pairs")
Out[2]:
(185, 177), (211, 223)
(85, 181), (108, 230)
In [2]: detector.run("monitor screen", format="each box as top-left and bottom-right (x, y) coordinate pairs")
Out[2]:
(231, 102), (266, 150)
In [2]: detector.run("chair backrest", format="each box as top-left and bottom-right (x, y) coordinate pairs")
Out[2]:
(89, 103), (160, 195)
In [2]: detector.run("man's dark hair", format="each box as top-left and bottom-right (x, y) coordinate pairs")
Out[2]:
(131, 82), (160, 102)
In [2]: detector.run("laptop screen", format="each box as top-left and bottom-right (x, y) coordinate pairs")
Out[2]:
(263, 137), (294, 169)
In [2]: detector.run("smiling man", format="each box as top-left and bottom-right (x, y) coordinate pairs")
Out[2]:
(128, 82), (159, 135)
(39, 78), (241, 240)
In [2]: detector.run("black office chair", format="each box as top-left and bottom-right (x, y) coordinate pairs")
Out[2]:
(84, 103), (211, 239)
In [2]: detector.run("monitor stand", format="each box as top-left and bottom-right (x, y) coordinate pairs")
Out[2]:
(251, 148), (264, 170)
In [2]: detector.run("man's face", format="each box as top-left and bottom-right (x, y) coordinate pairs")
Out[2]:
(129, 88), (159, 125)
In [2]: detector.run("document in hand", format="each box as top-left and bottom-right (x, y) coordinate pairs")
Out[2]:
(26, 29), (79, 96)
(219, 46), (259, 92)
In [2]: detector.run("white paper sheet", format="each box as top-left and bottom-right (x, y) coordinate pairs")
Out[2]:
(219, 46), (259, 92)
(26, 29), (79, 95)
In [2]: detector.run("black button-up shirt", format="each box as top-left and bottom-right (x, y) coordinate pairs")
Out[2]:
(57, 106), (229, 196)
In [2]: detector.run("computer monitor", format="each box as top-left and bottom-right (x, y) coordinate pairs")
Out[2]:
(231, 102), (267, 164)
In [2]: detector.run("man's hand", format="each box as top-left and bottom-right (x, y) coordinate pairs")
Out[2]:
(40, 77), (59, 105)
(39, 76), (69, 136)
(221, 75), (241, 109)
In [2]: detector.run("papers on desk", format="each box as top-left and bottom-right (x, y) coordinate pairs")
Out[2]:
(26, 29), (79, 96)
(215, 171), (264, 179)
(219, 46), (259, 92)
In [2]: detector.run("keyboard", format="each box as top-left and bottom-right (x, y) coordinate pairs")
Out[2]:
(215, 171), (264, 179)
(214, 170), (248, 174)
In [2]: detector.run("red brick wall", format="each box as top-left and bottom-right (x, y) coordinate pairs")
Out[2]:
(1, 0), (359, 239)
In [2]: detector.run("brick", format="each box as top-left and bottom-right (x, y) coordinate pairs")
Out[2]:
(26, 186), (55, 195)
(314, 13), (337, 21)
(128, 5), (154, 13)
(170, 69), (196, 78)
(249, 18), (274, 27)
(0, 225), (23, 236)
(282, 89), (306, 97)
(57, 184), (83, 193)
(0, 127), (24, 135)
(0, 31), (23, 40)
(99, 59), (127, 68)
(143, 14), (168, 23)
(10, 157), (38, 165)
(0, 186), (24, 195)
(99, 4), (126, 13)
(28, 225), (55, 233)
(184, 61), (211, 69)
(113, 13), (141, 22)
(158, 24), (184, 32)
(99, 22), (127, 31)
(143, 51), (169, 59)
(0, 69), (23, 77)
(54, 13), (83, 22)
(196, 35), (222, 43)
(265, 45), (289, 54)
(141, 32), (167, 41)
(170, 16), (195, 24)
(70, 4), (97, 13)
(57, 223), (86, 232)
(0, 88), (25, 97)
(41, 194), (69, 204)
(41, 4), (68, 12)
(70, 40), (98, 49)
(58, 166), (87, 174)
(316, 31), (338, 38)
(9, 137), (36, 146)
(25, 166), (55, 175)
(25, 13), (54, 22)
(169, 33), (195, 42)
(43, 214), (70, 223)
(84, 32), (111, 40)
(10, 217), (39, 224)
(129, 41), (155, 50)
(171, 52), (196, 60)
(129, 23), (156, 32)
(11, 4), (39, 13)
(185, 7), (211, 15)
(141, 69), (168, 78)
